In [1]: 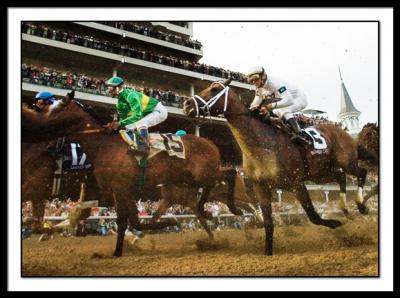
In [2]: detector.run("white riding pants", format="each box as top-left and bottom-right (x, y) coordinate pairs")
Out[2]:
(125, 102), (168, 130)
(273, 93), (308, 120)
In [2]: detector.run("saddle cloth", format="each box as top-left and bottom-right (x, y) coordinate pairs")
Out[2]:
(62, 141), (93, 171)
(119, 130), (186, 159)
(302, 127), (328, 150)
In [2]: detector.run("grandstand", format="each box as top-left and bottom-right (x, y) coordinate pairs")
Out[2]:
(21, 21), (255, 165)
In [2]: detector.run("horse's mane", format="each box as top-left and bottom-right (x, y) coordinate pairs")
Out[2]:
(73, 101), (113, 126)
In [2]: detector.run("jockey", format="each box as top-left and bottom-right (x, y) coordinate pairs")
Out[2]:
(34, 91), (59, 114)
(246, 66), (309, 144)
(105, 76), (168, 157)
(34, 90), (74, 115)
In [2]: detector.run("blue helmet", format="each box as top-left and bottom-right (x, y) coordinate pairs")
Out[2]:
(175, 130), (187, 136)
(35, 91), (56, 104)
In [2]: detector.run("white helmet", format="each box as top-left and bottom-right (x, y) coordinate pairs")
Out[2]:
(246, 66), (266, 83)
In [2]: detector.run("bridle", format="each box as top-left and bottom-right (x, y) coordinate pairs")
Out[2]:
(190, 81), (251, 118)
(191, 81), (230, 118)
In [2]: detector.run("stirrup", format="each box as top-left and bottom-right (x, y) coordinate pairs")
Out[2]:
(291, 134), (311, 146)
(130, 147), (150, 158)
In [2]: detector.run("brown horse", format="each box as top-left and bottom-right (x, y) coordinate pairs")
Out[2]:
(36, 99), (239, 256)
(22, 91), (83, 143)
(357, 123), (379, 210)
(22, 97), (106, 232)
(22, 104), (85, 143)
(183, 79), (368, 255)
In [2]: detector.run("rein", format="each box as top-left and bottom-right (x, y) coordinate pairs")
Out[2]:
(74, 128), (105, 134)
(72, 101), (110, 134)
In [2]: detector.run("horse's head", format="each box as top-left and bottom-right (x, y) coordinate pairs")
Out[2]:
(22, 99), (108, 143)
(183, 78), (233, 118)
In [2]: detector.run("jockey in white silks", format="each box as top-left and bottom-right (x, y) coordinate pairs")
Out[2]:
(246, 66), (309, 144)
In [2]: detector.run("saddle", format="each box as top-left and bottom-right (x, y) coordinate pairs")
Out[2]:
(119, 130), (186, 160)
(264, 116), (328, 154)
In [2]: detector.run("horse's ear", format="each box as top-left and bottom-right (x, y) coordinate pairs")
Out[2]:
(63, 90), (75, 104)
(224, 78), (232, 86)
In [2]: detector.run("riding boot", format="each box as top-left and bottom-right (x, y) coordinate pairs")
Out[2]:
(286, 118), (311, 145)
(134, 127), (150, 158)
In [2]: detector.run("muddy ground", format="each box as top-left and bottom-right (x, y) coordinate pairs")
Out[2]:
(22, 216), (378, 277)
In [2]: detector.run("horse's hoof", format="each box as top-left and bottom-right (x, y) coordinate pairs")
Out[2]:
(265, 251), (273, 256)
(342, 209), (355, 220)
(357, 203), (369, 215)
(325, 219), (342, 229)
(113, 251), (122, 257)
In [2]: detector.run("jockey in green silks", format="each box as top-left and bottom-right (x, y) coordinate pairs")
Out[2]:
(105, 76), (168, 158)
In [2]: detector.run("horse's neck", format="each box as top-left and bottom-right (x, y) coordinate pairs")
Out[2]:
(225, 98), (279, 152)
(67, 103), (102, 130)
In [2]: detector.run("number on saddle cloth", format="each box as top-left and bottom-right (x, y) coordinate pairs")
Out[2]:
(302, 127), (327, 150)
(62, 142), (92, 171)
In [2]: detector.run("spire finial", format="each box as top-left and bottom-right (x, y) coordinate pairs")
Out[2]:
(338, 65), (343, 81)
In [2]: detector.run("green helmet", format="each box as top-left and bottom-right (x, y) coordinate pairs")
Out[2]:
(106, 76), (124, 87)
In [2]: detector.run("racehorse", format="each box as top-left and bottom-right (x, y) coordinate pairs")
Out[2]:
(22, 98), (106, 232)
(38, 99), (239, 257)
(22, 104), (85, 143)
(183, 79), (368, 255)
(22, 91), (83, 143)
(357, 123), (379, 211)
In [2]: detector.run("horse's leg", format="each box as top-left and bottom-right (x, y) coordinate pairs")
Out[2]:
(151, 198), (170, 223)
(252, 182), (274, 255)
(223, 169), (243, 216)
(363, 184), (379, 204)
(349, 164), (368, 214)
(193, 208), (214, 239)
(113, 191), (130, 257)
(335, 170), (354, 220)
(31, 199), (45, 233)
(133, 197), (179, 231)
(196, 186), (213, 220)
(179, 197), (213, 239)
(294, 183), (342, 228)
(113, 212), (128, 257)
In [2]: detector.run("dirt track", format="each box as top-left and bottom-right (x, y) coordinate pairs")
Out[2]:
(22, 217), (378, 276)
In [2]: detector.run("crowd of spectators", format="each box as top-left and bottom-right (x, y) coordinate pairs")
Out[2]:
(294, 113), (342, 128)
(22, 63), (186, 108)
(22, 190), (378, 239)
(22, 22), (247, 82)
(97, 21), (202, 50)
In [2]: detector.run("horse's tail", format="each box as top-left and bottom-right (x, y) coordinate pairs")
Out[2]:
(357, 144), (378, 164)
